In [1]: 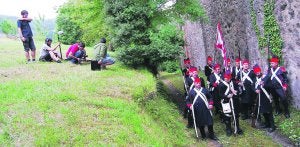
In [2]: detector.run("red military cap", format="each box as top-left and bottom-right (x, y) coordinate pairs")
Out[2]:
(235, 58), (241, 62)
(184, 58), (191, 64)
(253, 66), (261, 74)
(213, 63), (221, 69)
(207, 56), (213, 62)
(189, 66), (198, 73)
(226, 58), (231, 63)
(242, 59), (249, 64)
(224, 73), (232, 79)
(270, 57), (279, 63)
(194, 77), (201, 84)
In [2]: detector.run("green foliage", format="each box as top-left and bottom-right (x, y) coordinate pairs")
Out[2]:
(0, 19), (16, 35)
(105, 1), (151, 47)
(56, 3), (83, 44)
(104, 0), (206, 74)
(56, 0), (107, 45)
(264, 0), (283, 59)
(250, 0), (284, 60)
(158, 60), (180, 73)
(55, 0), (207, 73)
(275, 107), (300, 145)
(174, 0), (208, 22)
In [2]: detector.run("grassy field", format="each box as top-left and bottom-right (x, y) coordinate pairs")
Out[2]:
(0, 37), (197, 146)
(160, 71), (299, 146)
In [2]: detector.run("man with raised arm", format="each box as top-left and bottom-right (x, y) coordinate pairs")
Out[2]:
(17, 10), (36, 63)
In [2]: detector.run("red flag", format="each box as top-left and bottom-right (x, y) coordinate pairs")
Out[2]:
(215, 22), (227, 67)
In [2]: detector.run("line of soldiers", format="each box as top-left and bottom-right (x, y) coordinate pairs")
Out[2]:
(181, 56), (290, 138)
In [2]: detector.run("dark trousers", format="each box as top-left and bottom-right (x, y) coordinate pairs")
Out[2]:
(241, 103), (250, 118)
(199, 125), (215, 139)
(262, 112), (275, 128)
(270, 88), (289, 115)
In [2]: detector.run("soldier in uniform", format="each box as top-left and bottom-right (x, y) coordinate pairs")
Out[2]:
(187, 77), (218, 140)
(181, 58), (191, 119)
(204, 56), (214, 83)
(182, 58), (191, 79)
(223, 58), (233, 74)
(266, 57), (290, 118)
(209, 63), (223, 118)
(232, 58), (241, 78)
(219, 72), (243, 136)
(185, 67), (205, 128)
(237, 59), (256, 120)
(253, 65), (276, 132)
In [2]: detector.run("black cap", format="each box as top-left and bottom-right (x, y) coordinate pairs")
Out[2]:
(45, 38), (52, 43)
(100, 38), (106, 43)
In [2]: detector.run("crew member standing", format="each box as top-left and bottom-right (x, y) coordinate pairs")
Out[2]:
(17, 10), (36, 63)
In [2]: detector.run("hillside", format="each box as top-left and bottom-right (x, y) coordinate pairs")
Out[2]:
(0, 37), (196, 146)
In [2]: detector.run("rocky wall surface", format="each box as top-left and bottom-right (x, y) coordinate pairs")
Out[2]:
(182, 0), (300, 108)
(275, 0), (300, 109)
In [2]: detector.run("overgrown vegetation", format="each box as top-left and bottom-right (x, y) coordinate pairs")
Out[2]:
(0, 19), (16, 36)
(56, 0), (207, 74)
(249, 0), (283, 60)
(275, 107), (300, 145)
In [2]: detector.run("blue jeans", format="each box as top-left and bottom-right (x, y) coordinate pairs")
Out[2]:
(69, 50), (85, 64)
(102, 55), (115, 65)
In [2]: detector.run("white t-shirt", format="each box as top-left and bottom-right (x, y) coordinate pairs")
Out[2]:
(40, 44), (51, 57)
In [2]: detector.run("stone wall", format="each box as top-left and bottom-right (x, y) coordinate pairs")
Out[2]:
(182, 0), (300, 109)
(275, 0), (300, 109)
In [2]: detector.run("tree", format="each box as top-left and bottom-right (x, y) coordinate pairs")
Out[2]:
(0, 19), (17, 36)
(56, 0), (107, 45)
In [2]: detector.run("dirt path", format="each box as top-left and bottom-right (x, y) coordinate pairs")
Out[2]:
(161, 78), (296, 147)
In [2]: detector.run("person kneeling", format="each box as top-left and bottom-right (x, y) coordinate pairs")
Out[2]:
(39, 38), (62, 63)
(92, 38), (115, 70)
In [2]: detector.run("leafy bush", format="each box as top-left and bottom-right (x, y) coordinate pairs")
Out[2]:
(0, 19), (16, 35)
(159, 60), (180, 73)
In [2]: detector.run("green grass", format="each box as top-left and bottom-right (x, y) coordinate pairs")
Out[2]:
(160, 71), (300, 146)
(0, 37), (195, 146)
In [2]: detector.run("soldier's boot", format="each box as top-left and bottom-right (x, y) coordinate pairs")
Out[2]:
(236, 118), (243, 135)
(274, 99), (282, 115)
(262, 113), (270, 128)
(268, 112), (276, 132)
(183, 106), (188, 118)
(186, 111), (193, 128)
(199, 126), (206, 139)
(225, 120), (232, 136)
(282, 100), (290, 118)
(208, 125), (218, 140)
